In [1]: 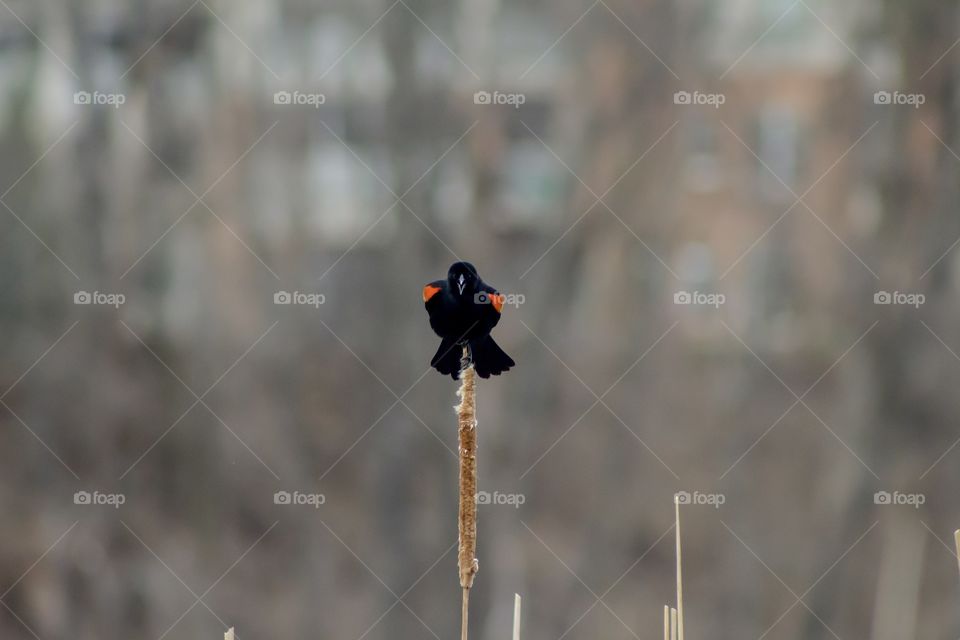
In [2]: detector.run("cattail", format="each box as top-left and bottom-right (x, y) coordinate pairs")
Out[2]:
(457, 347), (479, 640)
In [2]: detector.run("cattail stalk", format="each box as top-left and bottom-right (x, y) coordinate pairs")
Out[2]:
(457, 348), (479, 640)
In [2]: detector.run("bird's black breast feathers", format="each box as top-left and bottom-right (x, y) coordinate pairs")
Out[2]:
(424, 280), (501, 343)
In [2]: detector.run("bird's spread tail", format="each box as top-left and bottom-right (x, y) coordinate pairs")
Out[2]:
(469, 336), (515, 378)
(431, 338), (463, 380)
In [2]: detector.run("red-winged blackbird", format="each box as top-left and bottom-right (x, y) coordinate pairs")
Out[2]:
(423, 262), (516, 379)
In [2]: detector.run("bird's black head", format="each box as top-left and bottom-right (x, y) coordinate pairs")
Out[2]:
(447, 261), (479, 298)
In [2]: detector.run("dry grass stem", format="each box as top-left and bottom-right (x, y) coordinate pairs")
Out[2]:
(513, 593), (522, 640)
(661, 498), (686, 639)
(675, 497), (684, 640)
(955, 530), (960, 580)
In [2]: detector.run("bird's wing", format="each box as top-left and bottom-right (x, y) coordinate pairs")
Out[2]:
(478, 283), (505, 315)
(423, 280), (444, 305)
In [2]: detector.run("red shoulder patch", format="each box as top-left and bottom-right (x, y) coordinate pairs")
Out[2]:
(490, 293), (504, 313)
(423, 285), (441, 302)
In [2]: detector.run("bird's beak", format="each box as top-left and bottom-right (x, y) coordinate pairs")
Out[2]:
(457, 274), (466, 294)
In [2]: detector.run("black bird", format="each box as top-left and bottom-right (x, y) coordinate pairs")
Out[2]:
(423, 262), (515, 379)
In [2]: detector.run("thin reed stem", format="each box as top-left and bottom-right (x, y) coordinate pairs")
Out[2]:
(955, 530), (960, 579)
(513, 594), (522, 640)
(461, 587), (470, 640)
(675, 498), (684, 640)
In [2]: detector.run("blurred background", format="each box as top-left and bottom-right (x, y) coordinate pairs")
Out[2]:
(1, 0), (960, 638)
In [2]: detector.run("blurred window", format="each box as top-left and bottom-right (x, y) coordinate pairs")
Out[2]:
(497, 99), (566, 223)
(755, 105), (803, 201)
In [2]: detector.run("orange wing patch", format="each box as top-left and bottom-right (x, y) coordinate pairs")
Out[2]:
(423, 285), (442, 302)
(490, 293), (504, 313)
